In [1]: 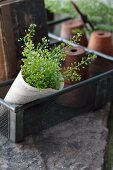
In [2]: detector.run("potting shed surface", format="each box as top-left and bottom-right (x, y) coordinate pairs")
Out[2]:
(0, 103), (110, 170)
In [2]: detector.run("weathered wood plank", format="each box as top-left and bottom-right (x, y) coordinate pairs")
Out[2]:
(0, 5), (18, 79)
(0, 0), (48, 97)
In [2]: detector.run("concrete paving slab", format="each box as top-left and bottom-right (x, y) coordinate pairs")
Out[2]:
(0, 104), (110, 170)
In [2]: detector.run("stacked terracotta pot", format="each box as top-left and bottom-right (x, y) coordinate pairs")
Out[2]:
(60, 19), (88, 47)
(57, 46), (94, 108)
(88, 30), (113, 76)
(88, 30), (113, 55)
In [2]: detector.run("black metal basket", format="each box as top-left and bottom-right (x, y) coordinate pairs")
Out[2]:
(0, 35), (113, 142)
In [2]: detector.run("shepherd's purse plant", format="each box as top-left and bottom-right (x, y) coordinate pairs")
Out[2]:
(20, 24), (96, 91)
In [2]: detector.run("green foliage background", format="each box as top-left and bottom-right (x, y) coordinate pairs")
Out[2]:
(45, 0), (113, 31)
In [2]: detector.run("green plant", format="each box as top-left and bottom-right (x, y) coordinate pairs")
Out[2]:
(20, 24), (96, 90)
(76, 0), (113, 32)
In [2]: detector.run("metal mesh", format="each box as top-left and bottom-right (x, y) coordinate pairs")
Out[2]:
(0, 105), (9, 137)
(23, 83), (96, 136)
(23, 73), (113, 137)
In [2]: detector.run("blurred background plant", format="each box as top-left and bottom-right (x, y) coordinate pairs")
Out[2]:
(45, 0), (113, 32)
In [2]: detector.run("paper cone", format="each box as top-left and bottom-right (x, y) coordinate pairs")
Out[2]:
(4, 71), (64, 105)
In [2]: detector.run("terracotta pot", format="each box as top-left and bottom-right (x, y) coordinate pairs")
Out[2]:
(57, 47), (94, 108)
(88, 30), (113, 55)
(88, 30), (113, 76)
(60, 19), (88, 47)
(62, 46), (88, 82)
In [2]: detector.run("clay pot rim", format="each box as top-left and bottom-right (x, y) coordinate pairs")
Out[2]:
(62, 19), (84, 29)
(92, 30), (112, 38)
(64, 46), (85, 56)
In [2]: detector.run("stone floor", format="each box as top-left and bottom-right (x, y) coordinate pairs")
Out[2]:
(0, 104), (110, 170)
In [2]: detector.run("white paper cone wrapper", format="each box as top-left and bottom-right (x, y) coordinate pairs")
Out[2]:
(4, 71), (64, 104)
